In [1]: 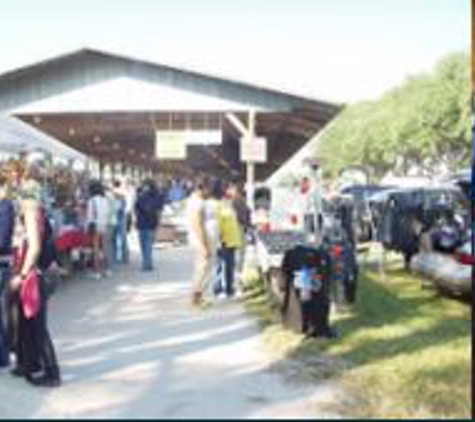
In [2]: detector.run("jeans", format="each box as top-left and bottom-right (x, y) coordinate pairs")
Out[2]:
(139, 229), (155, 271)
(112, 220), (129, 264)
(214, 247), (236, 297)
(0, 265), (11, 367)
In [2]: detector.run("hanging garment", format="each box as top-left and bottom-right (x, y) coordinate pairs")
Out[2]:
(281, 245), (334, 338)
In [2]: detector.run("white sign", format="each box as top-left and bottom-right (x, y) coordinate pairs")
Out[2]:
(155, 130), (222, 159)
(155, 131), (187, 160)
(185, 130), (222, 145)
(240, 136), (267, 163)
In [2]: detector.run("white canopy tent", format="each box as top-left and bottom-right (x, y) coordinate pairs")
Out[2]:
(0, 114), (86, 161)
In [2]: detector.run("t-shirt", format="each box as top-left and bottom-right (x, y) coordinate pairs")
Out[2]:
(107, 194), (118, 226)
(218, 200), (243, 249)
(87, 195), (111, 234)
(124, 188), (136, 215)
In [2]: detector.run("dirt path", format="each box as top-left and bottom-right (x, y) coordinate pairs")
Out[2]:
(0, 246), (341, 419)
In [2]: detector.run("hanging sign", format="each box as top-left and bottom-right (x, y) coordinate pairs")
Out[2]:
(155, 131), (187, 160)
(185, 130), (222, 145)
(240, 135), (267, 163)
(155, 129), (223, 159)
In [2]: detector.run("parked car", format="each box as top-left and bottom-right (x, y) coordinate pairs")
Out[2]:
(369, 185), (469, 267)
(340, 184), (393, 242)
(444, 168), (471, 201)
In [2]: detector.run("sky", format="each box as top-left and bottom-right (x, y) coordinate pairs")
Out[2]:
(0, 0), (470, 105)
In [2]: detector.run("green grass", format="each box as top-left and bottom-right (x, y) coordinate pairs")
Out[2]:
(243, 257), (472, 419)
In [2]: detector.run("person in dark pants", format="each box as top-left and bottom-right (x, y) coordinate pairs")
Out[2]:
(9, 176), (60, 387)
(134, 179), (164, 272)
(0, 176), (15, 368)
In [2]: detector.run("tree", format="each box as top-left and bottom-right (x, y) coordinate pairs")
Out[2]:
(315, 52), (470, 181)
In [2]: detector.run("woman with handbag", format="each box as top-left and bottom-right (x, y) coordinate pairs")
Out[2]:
(9, 177), (61, 387)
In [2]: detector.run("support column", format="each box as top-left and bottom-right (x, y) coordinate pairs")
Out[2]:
(246, 110), (256, 212)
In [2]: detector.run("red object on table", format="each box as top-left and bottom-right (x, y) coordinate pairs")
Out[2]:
(55, 230), (91, 252)
(261, 222), (271, 233)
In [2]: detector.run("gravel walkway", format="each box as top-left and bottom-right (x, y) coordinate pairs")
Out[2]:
(0, 245), (341, 419)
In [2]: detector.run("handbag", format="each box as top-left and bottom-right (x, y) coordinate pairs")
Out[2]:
(21, 267), (41, 319)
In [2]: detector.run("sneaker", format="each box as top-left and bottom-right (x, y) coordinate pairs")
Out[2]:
(215, 292), (227, 302)
(26, 372), (61, 388)
(10, 367), (26, 377)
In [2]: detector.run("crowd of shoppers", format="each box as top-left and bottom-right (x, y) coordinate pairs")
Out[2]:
(0, 159), (253, 388)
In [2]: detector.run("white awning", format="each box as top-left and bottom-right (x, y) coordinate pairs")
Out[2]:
(0, 114), (86, 161)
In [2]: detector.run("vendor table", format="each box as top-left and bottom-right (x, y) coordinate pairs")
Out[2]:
(55, 229), (91, 253)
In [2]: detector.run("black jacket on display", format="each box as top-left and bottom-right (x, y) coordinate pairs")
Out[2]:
(281, 245), (333, 337)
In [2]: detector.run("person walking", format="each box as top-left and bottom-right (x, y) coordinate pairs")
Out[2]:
(86, 181), (110, 279)
(9, 176), (61, 387)
(0, 176), (15, 369)
(186, 177), (219, 307)
(134, 179), (164, 272)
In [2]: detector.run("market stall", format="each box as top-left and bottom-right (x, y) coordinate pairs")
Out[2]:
(0, 114), (93, 276)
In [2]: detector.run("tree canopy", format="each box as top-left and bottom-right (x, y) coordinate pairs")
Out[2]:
(315, 52), (471, 181)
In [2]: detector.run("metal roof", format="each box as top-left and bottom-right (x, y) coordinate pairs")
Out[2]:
(0, 49), (339, 114)
(0, 49), (343, 180)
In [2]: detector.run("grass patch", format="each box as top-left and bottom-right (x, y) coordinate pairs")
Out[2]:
(243, 257), (472, 419)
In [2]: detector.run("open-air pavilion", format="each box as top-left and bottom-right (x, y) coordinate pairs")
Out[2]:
(0, 49), (342, 182)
